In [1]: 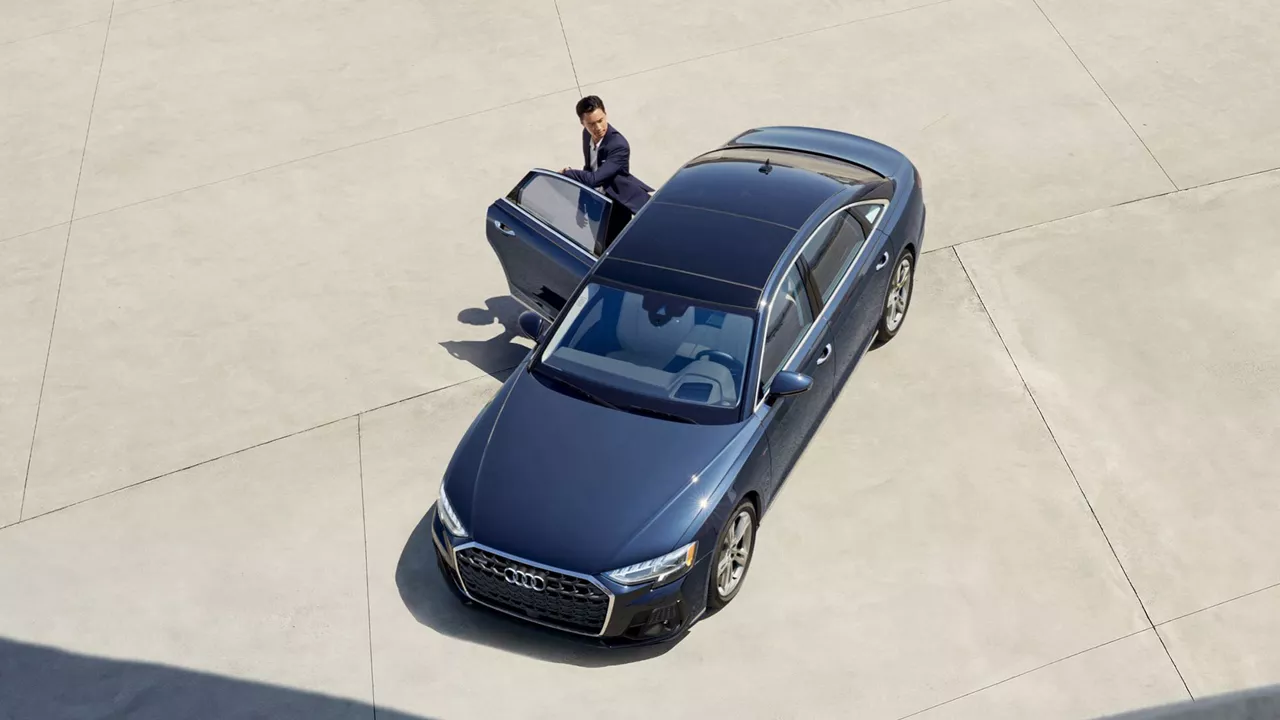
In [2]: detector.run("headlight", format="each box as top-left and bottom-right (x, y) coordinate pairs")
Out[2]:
(605, 542), (697, 586)
(436, 482), (469, 538)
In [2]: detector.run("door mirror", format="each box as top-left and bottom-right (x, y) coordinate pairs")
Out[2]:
(768, 371), (812, 398)
(517, 310), (547, 341)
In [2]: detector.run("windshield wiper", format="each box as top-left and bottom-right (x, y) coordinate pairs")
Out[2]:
(539, 369), (620, 411)
(618, 403), (700, 425)
(533, 365), (698, 423)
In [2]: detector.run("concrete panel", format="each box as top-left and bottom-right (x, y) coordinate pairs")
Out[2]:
(0, 419), (373, 717)
(357, 252), (1146, 720)
(113, 0), (184, 14)
(915, 631), (1187, 719)
(738, 249), (1147, 717)
(1036, 0), (1280, 188)
(1162, 584), (1280, 699)
(0, 22), (104, 239)
(74, 0), (575, 217)
(956, 169), (1280, 623)
(20, 92), (565, 518)
(580, 0), (1172, 248)
(0, 0), (111, 44)
(558, 0), (937, 83)
(0, 227), (66, 526)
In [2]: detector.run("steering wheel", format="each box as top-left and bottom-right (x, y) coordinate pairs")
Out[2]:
(695, 349), (743, 374)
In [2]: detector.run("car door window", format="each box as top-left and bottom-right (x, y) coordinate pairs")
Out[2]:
(511, 173), (610, 254)
(852, 202), (884, 227)
(758, 263), (815, 401)
(800, 209), (868, 305)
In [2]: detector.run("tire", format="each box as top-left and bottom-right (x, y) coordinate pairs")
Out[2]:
(874, 246), (916, 346)
(707, 498), (759, 610)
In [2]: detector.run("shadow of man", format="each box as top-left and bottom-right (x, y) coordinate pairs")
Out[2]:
(440, 296), (533, 380)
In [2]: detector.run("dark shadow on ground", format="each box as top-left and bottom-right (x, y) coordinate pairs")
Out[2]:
(439, 296), (532, 380)
(0, 636), (434, 720)
(1099, 684), (1280, 719)
(394, 509), (680, 668)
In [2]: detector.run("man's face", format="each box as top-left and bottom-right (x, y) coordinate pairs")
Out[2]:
(580, 108), (608, 141)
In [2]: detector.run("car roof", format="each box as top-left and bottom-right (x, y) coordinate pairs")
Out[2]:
(599, 146), (882, 298)
(661, 145), (883, 227)
(601, 201), (795, 289)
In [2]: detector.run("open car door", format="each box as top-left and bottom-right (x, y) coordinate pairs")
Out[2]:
(485, 169), (614, 321)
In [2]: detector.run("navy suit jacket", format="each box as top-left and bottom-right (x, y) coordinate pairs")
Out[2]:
(563, 125), (654, 214)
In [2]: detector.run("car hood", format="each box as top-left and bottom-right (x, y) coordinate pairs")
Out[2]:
(460, 369), (742, 573)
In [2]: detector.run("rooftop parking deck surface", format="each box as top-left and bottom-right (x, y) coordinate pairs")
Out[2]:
(3, 0), (1280, 718)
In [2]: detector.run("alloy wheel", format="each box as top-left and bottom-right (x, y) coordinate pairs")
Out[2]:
(716, 509), (754, 598)
(884, 254), (913, 333)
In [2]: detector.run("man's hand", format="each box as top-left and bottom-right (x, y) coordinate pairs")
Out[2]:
(562, 167), (572, 173)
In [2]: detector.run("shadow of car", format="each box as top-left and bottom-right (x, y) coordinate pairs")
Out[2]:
(395, 508), (676, 667)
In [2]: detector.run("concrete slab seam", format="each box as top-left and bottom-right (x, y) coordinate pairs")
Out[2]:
(1028, 0), (1179, 191)
(951, 246), (1194, 700)
(895, 627), (1151, 719)
(1155, 578), (1280, 630)
(356, 415), (379, 720)
(925, 163), (1280, 258)
(19, 1), (117, 522)
(3, 366), (515, 532)
(5, 2), (954, 245)
(61, 85), (577, 227)
(0, 18), (107, 49)
(551, 0), (582, 96)
(0, 222), (71, 247)
(51, 0), (956, 229)
(585, 0), (957, 88)
(0, 0), (199, 49)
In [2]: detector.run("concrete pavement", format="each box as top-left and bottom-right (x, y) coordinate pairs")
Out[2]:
(3, 0), (1279, 717)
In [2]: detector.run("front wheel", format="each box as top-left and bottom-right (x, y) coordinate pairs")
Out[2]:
(707, 499), (758, 610)
(874, 247), (916, 345)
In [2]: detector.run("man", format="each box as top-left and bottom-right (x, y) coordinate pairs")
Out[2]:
(561, 95), (654, 250)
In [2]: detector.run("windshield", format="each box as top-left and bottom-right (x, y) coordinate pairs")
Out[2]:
(535, 282), (755, 421)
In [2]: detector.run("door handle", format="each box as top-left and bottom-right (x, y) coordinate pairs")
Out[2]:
(816, 343), (832, 365)
(875, 251), (890, 270)
(492, 219), (515, 236)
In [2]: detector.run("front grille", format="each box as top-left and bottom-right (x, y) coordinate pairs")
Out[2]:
(455, 547), (610, 635)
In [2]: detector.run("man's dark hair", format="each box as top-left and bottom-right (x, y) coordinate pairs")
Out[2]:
(575, 95), (605, 119)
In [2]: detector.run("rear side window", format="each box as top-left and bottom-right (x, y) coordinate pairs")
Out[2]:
(801, 210), (868, 305)
(852, 202), (884, 227)
(512, 173), (610, 253)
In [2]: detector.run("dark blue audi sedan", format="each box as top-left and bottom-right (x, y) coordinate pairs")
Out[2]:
(430, 126), (926, 645)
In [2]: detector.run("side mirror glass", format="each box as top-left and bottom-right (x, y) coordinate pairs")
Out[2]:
(769, 371), (812, 398)
(517, 310), (547, 341)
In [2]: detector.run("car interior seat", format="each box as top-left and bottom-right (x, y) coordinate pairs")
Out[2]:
(609, 293), (695, 368)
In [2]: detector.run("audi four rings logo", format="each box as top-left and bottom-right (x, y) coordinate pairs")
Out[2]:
(504, 568), (546, 592)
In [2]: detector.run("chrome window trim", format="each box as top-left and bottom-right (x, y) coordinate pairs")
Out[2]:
(753, 265), (813, 406)
(451, 540), (617, 638)
(752, 199), (891, 413)
(498, 195), (599, 263)
(502, 168), (614, 258)
(526, 167), (612, 204)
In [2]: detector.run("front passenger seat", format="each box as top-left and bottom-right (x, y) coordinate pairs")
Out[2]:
(609, 293), (695, 369)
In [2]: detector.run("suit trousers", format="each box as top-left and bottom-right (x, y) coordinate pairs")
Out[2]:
(601, 201), (634, 252)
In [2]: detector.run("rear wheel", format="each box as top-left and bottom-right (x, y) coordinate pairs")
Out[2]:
(875, 247), (916, 345)
(708, 499), (758, 610)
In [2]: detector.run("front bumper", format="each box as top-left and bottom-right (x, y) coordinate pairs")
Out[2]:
(429, 504), (709, 647)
